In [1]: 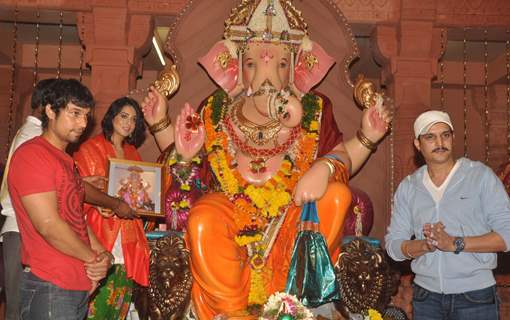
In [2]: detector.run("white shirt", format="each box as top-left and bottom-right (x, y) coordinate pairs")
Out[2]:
(0, 116), (42, 237)
(111, 231), (125, 264)
(423, 161), (460, 203)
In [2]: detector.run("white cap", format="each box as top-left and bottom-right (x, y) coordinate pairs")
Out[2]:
(413, 110), (453, 138)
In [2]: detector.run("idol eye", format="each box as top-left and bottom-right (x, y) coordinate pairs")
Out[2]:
(279, 61), (288, 68)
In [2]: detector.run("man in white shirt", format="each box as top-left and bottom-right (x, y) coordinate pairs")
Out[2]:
(0, 79), (51, 320)
(385, 110), (510, 320)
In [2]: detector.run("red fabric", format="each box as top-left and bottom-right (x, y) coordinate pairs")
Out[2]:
(8, 136), (91, 291)
(314, 92), (344, 156)
(73, 134), (150, 286)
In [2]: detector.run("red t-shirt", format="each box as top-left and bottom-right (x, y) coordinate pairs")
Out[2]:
(8, 136), (91, 291)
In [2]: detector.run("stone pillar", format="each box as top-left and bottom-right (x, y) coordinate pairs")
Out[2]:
(372, 20), (442, 183)
(77, 5), (153, 131)
(472, 84), (510, 170)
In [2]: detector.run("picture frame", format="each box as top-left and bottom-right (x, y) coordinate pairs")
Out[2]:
(106, 158), (165, 218)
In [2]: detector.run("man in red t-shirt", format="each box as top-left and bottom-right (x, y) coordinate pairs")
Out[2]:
(8, 79), (113, 320)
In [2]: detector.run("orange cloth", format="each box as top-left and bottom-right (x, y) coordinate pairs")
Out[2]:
(73, 134), (150, 286)
(186, 182), (352, 319)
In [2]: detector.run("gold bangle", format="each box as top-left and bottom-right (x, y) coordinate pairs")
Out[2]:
(356, 129), (377, 152)
(149, 116), (171, 134)
(316, 158), (335, 178)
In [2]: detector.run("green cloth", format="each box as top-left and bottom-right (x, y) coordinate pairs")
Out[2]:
(87, 264), (134, 320)
(285, 202), (340, 308)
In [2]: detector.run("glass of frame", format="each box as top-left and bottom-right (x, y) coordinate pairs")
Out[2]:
(106, 158), (165, 218)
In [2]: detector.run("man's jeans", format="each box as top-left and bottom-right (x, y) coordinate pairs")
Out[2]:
(3, 231), (23, 320)
(412, 283), (499, 320)
(19, 270), (89, 320)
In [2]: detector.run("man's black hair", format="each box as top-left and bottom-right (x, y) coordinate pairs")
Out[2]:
(31, 78), (58, 110)
(41, 78), (95, 129)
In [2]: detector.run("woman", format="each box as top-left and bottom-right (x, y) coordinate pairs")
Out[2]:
(74, 97), (149, 320)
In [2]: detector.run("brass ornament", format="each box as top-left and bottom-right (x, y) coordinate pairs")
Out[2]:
(224, 0), (307, 34)
(304, 53), (318, 70)
(153, 63), (180, 99)
(224, 0), (256, 34)
(147, 234), (192, 320)
(230, 98), (282, 146)
(280, 0), (308, 32)
(353, 74), (382, 110)
(216, 51), (233, 70)
(224, 0), (307, 45)
(334, 238), (397, 316)
(128, 63), (180, 100)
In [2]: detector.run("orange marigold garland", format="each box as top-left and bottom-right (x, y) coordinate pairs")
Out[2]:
(203, 91), (323, 305)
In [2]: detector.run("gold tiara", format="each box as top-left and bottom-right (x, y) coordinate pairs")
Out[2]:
(224, 0), (308, 45)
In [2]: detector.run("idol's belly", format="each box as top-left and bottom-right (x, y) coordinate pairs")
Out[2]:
(235, 152), (285, 186)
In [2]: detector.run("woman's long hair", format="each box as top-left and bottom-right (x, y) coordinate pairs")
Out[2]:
(102, 97), (146, 148)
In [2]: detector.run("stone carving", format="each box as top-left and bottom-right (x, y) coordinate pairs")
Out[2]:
(147, 234), (192, 320)
(335, 238), (397, 317)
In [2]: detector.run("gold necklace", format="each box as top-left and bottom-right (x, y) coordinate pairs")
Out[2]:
(229, 98), (282, 146)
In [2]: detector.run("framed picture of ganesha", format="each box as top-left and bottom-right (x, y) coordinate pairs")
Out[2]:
(106, 158), (165, 218)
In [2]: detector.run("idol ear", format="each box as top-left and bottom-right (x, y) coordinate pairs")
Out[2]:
(293, 40), (335, 93)
(198, 40), (239, 93)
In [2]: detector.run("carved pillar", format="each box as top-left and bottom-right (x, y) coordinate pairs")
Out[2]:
(372, 20), (442, 183)
(472, 84), (509, 170)
(77, 5), (153, 129)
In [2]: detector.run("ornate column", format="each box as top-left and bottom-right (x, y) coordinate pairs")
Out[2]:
(372, 17), (442, 183)
(77, 4), (153, 127)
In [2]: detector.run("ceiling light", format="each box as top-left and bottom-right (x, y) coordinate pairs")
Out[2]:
(152, 36), (166, 66)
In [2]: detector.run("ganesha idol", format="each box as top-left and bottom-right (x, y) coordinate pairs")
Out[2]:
(141, 0), (392, 318)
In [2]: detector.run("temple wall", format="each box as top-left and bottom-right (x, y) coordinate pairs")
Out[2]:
(1, 1), (510, 317)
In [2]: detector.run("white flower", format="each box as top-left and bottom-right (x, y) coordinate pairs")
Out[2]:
(260, 292), (314, 320)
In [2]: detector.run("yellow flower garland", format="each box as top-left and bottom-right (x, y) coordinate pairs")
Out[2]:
(367, 308), (383, 320)
(203, 95), (323, 306)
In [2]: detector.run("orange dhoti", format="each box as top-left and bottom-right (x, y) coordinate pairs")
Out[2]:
(186, 182), (352, 319)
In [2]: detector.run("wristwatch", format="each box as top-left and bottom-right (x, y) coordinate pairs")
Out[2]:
(99, 251), (115, 266)
(453, 237), (465, 254)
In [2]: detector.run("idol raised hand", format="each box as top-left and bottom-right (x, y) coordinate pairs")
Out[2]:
(361, 95), (394, 143)
(175, 103), (205, 161)
(141, 86), (169, 126)
(141, 86), (175, 151)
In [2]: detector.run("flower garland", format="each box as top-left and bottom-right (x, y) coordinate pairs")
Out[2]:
(164, 148), (205, 231)
(365, 309), (383, 320)
(260, 292), (314, 320)
(204, 91), (323, 305)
